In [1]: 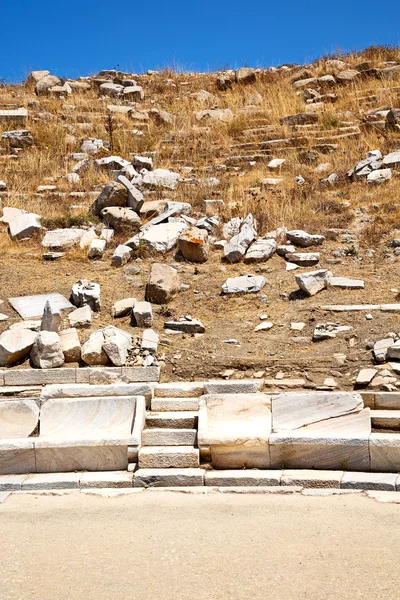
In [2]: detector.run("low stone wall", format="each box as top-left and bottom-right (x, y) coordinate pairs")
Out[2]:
(0, 366), (160, 386)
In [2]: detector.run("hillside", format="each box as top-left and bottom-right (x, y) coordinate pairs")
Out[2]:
(1, 45), (400, 390)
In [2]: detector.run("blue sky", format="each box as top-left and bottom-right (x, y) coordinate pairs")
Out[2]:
(1, 0), (398, 82)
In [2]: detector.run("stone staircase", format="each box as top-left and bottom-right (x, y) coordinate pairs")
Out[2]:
(135, 381), (204, 487)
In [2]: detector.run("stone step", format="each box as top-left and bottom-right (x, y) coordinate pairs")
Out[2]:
(375, 393), (400, 410)
(134, 468), (205, 487)
(142, 428), (197, 446)
(0, 471), (134, 491)
(371, 410), (400, 430)
(145, 411), (198, 429)
(151, 397), (200, 411)
(154, 382), (204, 398)
(138, 446), (200, 469)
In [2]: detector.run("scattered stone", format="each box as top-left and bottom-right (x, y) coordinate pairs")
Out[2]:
(289, 252), (320, 267)
(101, 206), (141, 231)
(68, 305), (92, 329)
(30, 331), (64, 369)
(178, 227), (209, 263)
(59, 328), (81, 363)
(111, 245), (133, 267)
(90, 182), (128, 215)
(142, 168), (180, 190)
(133, 301), (153, 327)
(88, 238), (106, 259)
(71, 280), (100, 312)
(313, 322), (352, 341)
(102, 327), (132, 366)
(296, 270), (331, 296)
(1, 129), (34, 148)
(287, 230), (325, 247)
(0, 329), (37, 367)
(222, 275), (266, 295)
(145, 263), (181, 304)
(164, 317), (205, 334)
(141, 329), (159, 352)
(112, 298), (136, 318)
(42, 228), (85, 251)
(40, 301), (61, 333)
(254, 321), (273, 332)
(329, 277), (365, 289)
(141, 222), (188, 253)
(356, 368), (378, 386)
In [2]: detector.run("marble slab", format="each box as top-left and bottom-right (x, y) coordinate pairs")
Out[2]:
(9, 293), (74, 319)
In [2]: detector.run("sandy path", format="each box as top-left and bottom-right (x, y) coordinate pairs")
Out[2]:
(0, 491), (399, 600)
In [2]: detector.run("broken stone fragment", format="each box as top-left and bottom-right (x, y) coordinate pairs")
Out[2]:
(8, 212), (42, 241)
(141, 168), (180, 190)
(88, 238), (106, 259)
(1, 129), (34, 148)
(30, 331), (64, 369)
(41, 300), (61, 333)
(100, 206), (141, 232)
(81, 330), (108, 366)
(296, 270), (331, 296)
(42, 228), (85, 251)
(133, 301), (153, 327)
(90, 182), (128, 216)
(111, 298), (136, 318)
(0, 328), (37, 367)
(286, 230), (325, 247)
(102, 326), (132, 367)
(141, 222), (188, 253)
(141, 329), (159, 352)
(222, 275), (266, 295)
(59, 328), (81, 363)
(224, 217), (257, 263)
(145, 263), (181, 304)
(164, 317), (205, 334)
(178, 226), (209, 263)
(116, 175), (144, 212)
(111, 244), (132, 267)
(68, 305), (92, 328)
(71, 280), (100, 312)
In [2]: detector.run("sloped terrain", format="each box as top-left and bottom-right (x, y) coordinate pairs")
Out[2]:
(1, 46), (400, 388)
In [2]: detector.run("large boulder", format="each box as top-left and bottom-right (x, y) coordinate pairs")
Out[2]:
(178, 227), (209, 263)
(0, 329), (37, 367)
(90, 182), (128, 216)
(30, 331), (64, 369)
(145, 263), (181, 304)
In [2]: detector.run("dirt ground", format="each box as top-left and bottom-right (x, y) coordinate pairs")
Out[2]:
(0, 490), (399, 600)
(2, 242), (400, 384)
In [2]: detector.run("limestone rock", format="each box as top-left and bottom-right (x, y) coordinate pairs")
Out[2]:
(224, 216), (257, 263)
(99, 82), (124, 97)
(146, 263), (181, 304)
(222, 275), (266, 294)
(296, 270), (331, 296)
(111, 298), (136, 318)
(164, 317), (205, 334)
(244, 238), (277, 263)
(35, 75), (61, 94)
(196, 108), (234, 123)
(41, 301), (61, 333)
(1, 129), (34, 148)
(287, 230), (325, 247)
(71, 280), (100, 312)
(141, 222), (188, 253)
(116, 175), (144, 212)
(30, 331), (64, 369)
(133, 301), (153, 327)
(100, 206), (141, 232)
(142, 168), (180, 190)
(68, 305), (92, 328)
(111, 245), (132, 267)
(90, 182), (128, 216)
(235, 68), (256, 84)
(0, 329), (37, 367)
(81, 331), (108, 366)
(59, 328), (81, 363)
(88, 238), (106, 259)
(42, 228), (84, 250)
(123, 86), (144, 101)
(102, 326), (132, 367)
(8, 212), (42, 240)
(178, 227), (209, 263)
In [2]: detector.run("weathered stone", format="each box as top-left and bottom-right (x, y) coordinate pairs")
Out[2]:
(41, 300), (61, 333)
(99, 82), (124, 97)
(0, 329), (37, 367)
(224, 216), (257, 263)
(133, 301), (153, 327)
(42, 228), (84, 250)
(141, 222), (188, 253)
(142, 168), (180, 190)
(287, 230), (325, 247)
(178, 227), (209, 263)
(116, 175), (144, 212)
(90, 182), (128, 216)
(30, 331), (64, 369)
(287, 252), (320, 267)
(8, 293), (73, 320)
(280, 113), (318, 126)
(68, 305), (92, 328)
(382, 151), (400, 168)
(111, 245), (132, 267)
(102, 327), (132, 366)
(35, 75), (61, 94)
(222, 275), (266, 294)
(123, 86), (144, 101)
(71, 280), (100, 312)
(88, 238), (106, 259)
(329, 277), (364, 289)
(81, 331), (108, 366)
(145, 263), (181, 304)
(59, 328), (81, 363)
(1, 129), (34, 148)
(235, 68), (256, 84)
(367, 168), (392, 184)
(8, 212), (42, 240)
(164, 317), (205, 334)
(141, 329), (159, 352)
(196, 108), (234, 123)
(100, 206), (141, 231)
(111, 298), (136, 318)
(296, 270), (331, 296)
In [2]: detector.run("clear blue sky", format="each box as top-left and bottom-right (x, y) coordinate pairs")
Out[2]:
(1, 0), (398, 82)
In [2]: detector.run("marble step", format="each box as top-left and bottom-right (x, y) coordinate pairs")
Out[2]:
(145, 411), (198, 429)
(138, 446), (200, 469)
(134, 468), (205, 487)
(151, 397), (200, 411)
(142, 428), (197, 446)
(371, 410), (400, 430)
